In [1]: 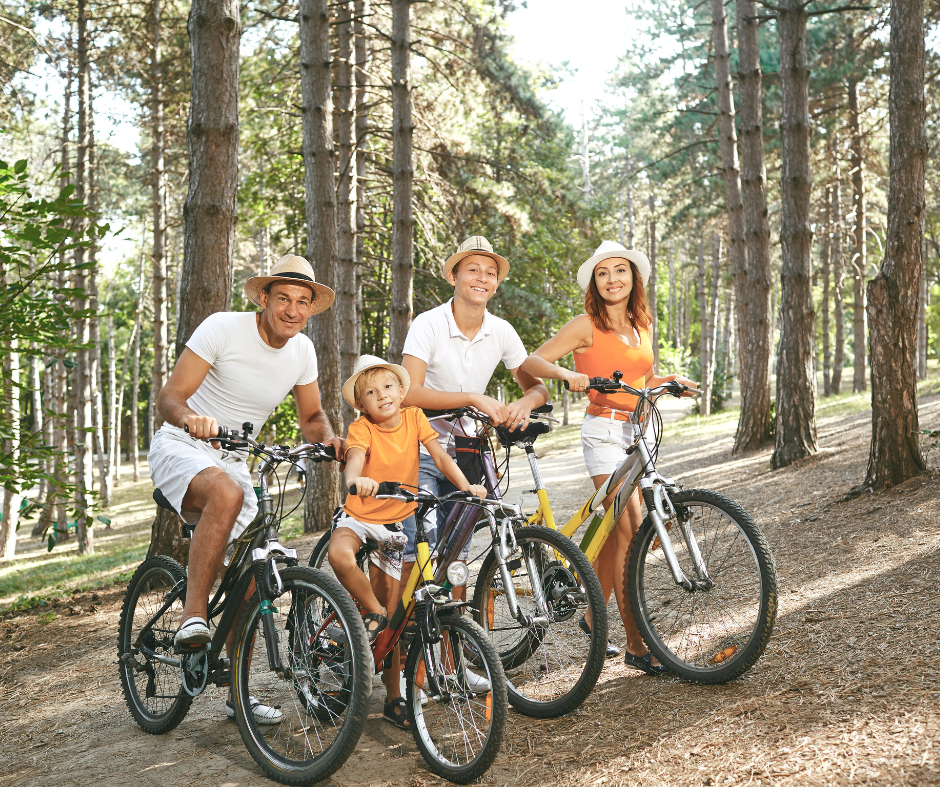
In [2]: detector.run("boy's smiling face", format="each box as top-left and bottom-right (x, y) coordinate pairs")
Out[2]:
(356, 369), (405, 426)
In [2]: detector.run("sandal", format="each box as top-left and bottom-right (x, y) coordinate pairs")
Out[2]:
(623, 650), (667, 676)
(383, 697), (411, 729)
(362, 609), (388, 643)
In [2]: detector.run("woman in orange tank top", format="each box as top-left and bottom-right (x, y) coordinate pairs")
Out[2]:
(520, 240), (696, 675)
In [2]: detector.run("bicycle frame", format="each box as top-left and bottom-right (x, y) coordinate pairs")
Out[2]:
(525, 391), (710, 593)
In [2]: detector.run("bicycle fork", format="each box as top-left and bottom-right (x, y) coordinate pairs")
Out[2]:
(484, 508), (551, 628)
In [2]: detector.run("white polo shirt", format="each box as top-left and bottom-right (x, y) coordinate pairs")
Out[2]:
(402, 299), (528, 453)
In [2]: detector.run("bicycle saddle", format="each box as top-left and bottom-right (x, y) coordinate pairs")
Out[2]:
(153, 488), (197, 538)
(495, 421), (550, 447)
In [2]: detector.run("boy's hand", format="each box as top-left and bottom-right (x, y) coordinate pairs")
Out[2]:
(466, 484), (487, 499)
(349, 476), (378, 497)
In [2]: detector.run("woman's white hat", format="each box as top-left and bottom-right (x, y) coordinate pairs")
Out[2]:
(442, 236), (509, 283)
(342, 354), (411, 410)
(576, 240), (651, 291)
(244, 254), (336, 314)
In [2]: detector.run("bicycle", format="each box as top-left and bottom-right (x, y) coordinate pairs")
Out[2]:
(331, 481), (508, 783)
(490, 372), (778, 684)
(309, 407), (610, 720)
(117, 424), (373, 785)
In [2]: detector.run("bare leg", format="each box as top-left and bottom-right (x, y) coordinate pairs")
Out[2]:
(590, 474), (655, 661)
(328, 529), (385, 615)
(370, 564), (401, 700)
(179, 467), (244, 626)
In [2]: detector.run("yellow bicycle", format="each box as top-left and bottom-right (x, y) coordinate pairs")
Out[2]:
(480, 373), (778, 684)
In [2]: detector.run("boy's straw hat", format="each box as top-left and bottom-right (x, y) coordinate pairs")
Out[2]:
(342, 355), (411, 410)
(576, 240), (651, 291)
(441, 236), (509, 283)
(244, 254), (335, 314)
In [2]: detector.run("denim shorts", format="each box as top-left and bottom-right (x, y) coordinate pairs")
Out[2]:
(403, 453), (469, 562)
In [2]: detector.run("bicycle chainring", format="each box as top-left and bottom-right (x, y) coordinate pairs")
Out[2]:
(180, 648), (209, 697)
(541, 562), (584, 622)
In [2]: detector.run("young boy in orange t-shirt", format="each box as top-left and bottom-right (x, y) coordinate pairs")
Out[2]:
(328, 355), (486, 728)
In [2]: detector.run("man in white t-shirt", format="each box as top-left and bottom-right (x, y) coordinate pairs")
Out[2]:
(149, 255), (343, 724)
(400, 236), (548, 594)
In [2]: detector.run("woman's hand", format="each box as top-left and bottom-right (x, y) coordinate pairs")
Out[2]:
(348, 476), (378, 497)
(466, 484), (488, 499)
(562, 369), (590, 392)
(673, 375), (700, 397)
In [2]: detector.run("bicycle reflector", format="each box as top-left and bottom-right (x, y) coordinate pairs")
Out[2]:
(446, 561), (469, 587)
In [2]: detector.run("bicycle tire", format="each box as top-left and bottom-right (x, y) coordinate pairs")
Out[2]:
(470, 525), (608, 718)
(628, 488), (777, 684)
(117, 556), (193, 734)
(231, 565), (372, 785)
(404, 614), (507, 784)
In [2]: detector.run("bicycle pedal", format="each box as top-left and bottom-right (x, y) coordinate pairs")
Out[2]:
(213, 671), (231, 687)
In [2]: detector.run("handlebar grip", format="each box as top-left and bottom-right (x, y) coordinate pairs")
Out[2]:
(184, 423), (235, 439)
(322, 444), (337, 460)
(563, 381), (569, 390)
(348, 484), (357, 496)
(376, 481), (401, 496)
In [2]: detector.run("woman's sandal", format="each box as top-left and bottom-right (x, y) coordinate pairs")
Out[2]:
(623, 650), (667, 676)
(362, 609), (388, 644)
(383, 697), (411, 729)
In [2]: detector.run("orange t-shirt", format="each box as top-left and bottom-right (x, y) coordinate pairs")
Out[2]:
(574, 322), (654, 412)
(343, 407), (439, 524)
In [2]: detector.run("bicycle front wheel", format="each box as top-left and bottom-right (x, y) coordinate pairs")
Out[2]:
(404, 613), (507, 784)
(471, 525), (608, 718)
(629, 489), (777, 683)
(117, 556), (193, 734)
(231, 565), (372, 785)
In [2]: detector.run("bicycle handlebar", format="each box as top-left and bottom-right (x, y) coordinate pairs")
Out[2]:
(563, 374), (702, 399)
(349, 480), (491, 507)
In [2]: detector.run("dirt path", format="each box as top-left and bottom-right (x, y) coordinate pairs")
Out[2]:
(2, 396), (940, 786)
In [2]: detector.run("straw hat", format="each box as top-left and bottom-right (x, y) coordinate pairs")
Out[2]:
(441, 236), (509, 283)
(576, 240), (651, 291)
(342, 355), (412, 410)
(244, 255), (335, 314)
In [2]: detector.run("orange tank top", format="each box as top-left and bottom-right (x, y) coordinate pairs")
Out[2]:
(574, 322), (654, 414)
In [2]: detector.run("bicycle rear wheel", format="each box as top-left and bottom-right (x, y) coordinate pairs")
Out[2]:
(231, 565), (372, 785)
(117, 556), (193, 734)
(629, 489), (777, 684)
(471, 525), (607, 718)
(404, 613), (507, 784)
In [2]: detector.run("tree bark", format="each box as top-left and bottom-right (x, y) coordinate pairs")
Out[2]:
(733, 0), (773, 453)
(668, 244), (677, 347)
(354, 0), (368, 359)
(387, 0), (413, 364)
(151, 0), (168, 436)
(300, 0), (342, 533)
(771, 0), (818, 470)
(0, 337), (20, 558)
(149, 0), (240, 563)
(822, 185), (832, 396)
(848, 75), (867, 392)
(863, 0), (926, 490)
(648, 195), (659, 373)
(917, 261), (927, 379)
(131, 254), (143, 484)
(831, 138), (846, 394)
(696, 235), (709, 415)
(335, 0), (358, 429)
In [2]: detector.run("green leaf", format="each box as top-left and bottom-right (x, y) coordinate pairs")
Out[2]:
(14, 159), (27, 174)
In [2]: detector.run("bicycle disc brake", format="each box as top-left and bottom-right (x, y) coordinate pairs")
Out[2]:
(541, 562), (585, 622)
(180, 648), (209, 697)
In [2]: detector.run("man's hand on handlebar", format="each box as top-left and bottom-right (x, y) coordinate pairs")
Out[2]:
(182, 414), (219, 442)
(465, 483), (487, 500)
(470, 394), (510, 428)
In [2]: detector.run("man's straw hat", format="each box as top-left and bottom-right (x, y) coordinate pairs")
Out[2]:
(441, 236), (509, 283)
(244, 255), (335, 314)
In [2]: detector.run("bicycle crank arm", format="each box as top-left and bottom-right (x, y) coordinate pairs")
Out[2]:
(136, 645), (181, 669)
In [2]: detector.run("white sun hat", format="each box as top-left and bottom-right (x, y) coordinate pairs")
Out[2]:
(576, 240), (651, 291)
(341, 354), (411, 410)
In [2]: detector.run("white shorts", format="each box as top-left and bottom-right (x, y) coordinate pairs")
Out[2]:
(580, 413), (650, 478)
(148, 424), (258, 544)
(330, 509), (409, 580)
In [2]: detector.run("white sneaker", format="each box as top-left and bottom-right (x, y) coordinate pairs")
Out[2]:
(464, 670), (490, 692)
(173, 617), (210, 647)
(401, 673), (428, 706)
(226, 696), (284, 725)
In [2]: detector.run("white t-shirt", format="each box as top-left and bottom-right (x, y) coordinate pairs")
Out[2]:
(402, 299), (528, 453)
(182, 311), (319, 434)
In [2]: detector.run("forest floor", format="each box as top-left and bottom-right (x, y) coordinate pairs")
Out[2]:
(2, 377), (940, 786)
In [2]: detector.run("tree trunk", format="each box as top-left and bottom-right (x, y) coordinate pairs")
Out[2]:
(863, 0), (926, 490)
(149, 0), (240, 563)
(151, 0), (168, 436)
(771, 0), (818, 470)
(831, 148), (845, 394)
(648, 195), (659, 373)
(0, 338), (20, 559)
(710, 0), (747, 402)
(106, 314), (116, 487)
(822, 185), (832, 396)
(696, 236), (709, 415)
(335, 0), (358, 429)
(917, 262), (927, 379)
(668, 245), (677, 347)
(300, 0), (342, 533)
(74, 0), (94, 554)
(354, 0), (368, 358)
(848, 75), (867, 392)
(131, 262), (142, 483)
(387, 0), (413, 363)
(683, 268), (692, 352)
(625, 156), (634, 247)
(733, 0), (773, 453)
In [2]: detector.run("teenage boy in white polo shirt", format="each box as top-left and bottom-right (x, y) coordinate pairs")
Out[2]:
(400, 235), (549, 579)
